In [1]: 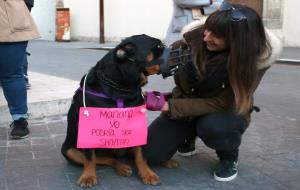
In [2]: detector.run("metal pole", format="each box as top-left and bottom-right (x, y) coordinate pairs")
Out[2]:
(99, 0), (105, 43)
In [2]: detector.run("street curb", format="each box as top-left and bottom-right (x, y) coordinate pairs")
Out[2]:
(276, 59), (300, 66)
(0, 98), (71, 125)
(82, 47), (114, 51)
(0, 71), (78, 125)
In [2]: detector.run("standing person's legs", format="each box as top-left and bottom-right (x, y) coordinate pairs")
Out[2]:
(143, 114), (195, 164)
(0, 42), (30, 139)
(195, 112), (247, 181)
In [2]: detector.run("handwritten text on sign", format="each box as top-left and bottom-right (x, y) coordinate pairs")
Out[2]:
(77, 105), (147, 148)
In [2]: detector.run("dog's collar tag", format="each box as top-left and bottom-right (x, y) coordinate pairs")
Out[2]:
(83, 110), (89, 117)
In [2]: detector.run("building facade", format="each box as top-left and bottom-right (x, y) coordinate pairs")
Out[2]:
(32, 0), (299, 47)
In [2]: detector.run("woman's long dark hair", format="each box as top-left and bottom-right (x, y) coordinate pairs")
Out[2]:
(197, 4), (272, 114)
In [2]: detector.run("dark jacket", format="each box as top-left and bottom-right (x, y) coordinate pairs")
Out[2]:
(166, 21), (282, 124)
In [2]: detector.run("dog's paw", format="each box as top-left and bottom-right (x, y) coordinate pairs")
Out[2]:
(162, 159), (180, 169)
(140, 171), (161, 185)
(115, 163), (132, 177)
(76, 174), (98, 188)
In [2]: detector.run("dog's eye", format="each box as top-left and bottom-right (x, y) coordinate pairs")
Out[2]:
(157, 44), (164, 49)
(151, 45), (164, 58)
(124, 44), (134, 53)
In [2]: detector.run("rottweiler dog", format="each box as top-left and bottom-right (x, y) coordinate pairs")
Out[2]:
(61, 35), (168, 188)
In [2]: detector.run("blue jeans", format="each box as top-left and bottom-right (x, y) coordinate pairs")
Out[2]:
(0, 42), (28, 120)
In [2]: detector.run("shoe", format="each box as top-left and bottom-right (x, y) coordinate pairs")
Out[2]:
(10, 118), (30, 139)
(177, 138), (197, 156)
(214, 160), (238, 182)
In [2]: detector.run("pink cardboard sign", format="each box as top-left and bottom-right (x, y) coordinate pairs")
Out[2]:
(77, 105), (148, 148)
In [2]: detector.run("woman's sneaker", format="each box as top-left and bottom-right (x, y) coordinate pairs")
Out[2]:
(214, 160), (238, 182)
(177, 138), (197, 156)
(10, 118), (30, 139)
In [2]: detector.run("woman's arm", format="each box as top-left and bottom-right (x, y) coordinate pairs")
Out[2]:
(165, 87), (234, 119)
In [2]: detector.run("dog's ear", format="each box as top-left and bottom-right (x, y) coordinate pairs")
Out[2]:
(115, 43), (135, 60)
(116, 49), (126, 59)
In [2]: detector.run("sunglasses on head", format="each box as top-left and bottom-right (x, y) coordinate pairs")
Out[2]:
(219, 1), (247, 22)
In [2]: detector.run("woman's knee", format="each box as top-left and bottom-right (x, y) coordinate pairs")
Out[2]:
(196, 113), (247, 135)
(196, 112), (247, 150)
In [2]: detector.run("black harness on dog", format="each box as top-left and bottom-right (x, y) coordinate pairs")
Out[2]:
(97, 72), (134, 93)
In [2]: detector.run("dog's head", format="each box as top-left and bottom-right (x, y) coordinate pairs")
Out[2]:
(113, 34), (165, 86)
(92, 34), (164, 89)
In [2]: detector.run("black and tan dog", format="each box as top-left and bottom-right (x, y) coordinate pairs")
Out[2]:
(61, 35), (174, 188)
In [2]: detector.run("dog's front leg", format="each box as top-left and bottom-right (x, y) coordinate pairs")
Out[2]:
(131, 147), (161, 185)
(77, 149), (98, 188)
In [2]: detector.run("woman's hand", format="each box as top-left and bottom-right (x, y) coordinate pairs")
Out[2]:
(144, 91), (166, 111)
(161, 102), (169, 112)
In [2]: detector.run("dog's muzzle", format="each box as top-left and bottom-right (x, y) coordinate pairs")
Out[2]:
(144, 47), (193, 78)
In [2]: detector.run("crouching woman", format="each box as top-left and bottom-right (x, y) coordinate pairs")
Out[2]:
(143, 3), (282, 181)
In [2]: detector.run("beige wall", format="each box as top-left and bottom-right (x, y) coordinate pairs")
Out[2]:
(30, 0), (56, 40)
(105, 0), (172, 41)
(64, 0), (100, 41)
(63, 0), (299, 47)
(64, 0), (172, 42)
(262, 0), (283, 41)
(282, 0), (300, 47)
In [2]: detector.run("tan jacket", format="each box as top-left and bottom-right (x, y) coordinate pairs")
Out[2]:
(167, 21), (282, 123)
(0, 0), (39, 42)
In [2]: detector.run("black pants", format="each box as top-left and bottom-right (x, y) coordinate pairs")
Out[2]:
(143, 112), (247, 164)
